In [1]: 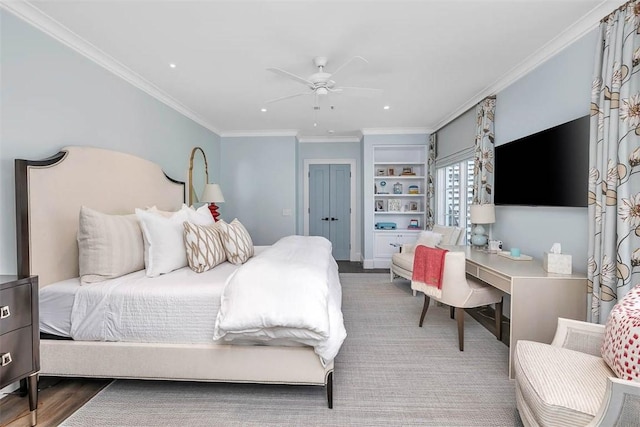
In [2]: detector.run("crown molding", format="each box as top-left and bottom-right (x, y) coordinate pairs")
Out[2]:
(431, 0), (625, 132)
(1, 0), (221, 135)
(361, 127), (431, 136)
(219, 129), (299, 138)
(297, 135), (362, 143)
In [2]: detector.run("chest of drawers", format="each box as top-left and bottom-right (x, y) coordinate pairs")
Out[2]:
(0, 275), (39, 425)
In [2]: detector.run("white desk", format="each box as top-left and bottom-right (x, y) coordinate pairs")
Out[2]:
(440, 245), (587, 379)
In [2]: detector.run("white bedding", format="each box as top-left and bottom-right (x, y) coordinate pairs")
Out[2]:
(214, 235), (346, 362)
(40, 240), (346, 363)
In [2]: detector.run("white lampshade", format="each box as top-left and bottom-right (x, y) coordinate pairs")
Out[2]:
(200, 184), (225, 203)
(470, 204), (495, 224)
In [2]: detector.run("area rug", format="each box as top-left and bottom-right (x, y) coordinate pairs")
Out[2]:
(61, 273), (522, 426)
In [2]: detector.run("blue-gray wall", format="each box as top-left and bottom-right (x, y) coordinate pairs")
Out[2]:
(219, 135), (297, 245)
(493, 29), (597, 273)
(0, 10), (220, 274)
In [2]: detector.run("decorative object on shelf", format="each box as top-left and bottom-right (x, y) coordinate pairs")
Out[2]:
(388, 199), (402, 212)
(510, 247), (521, 258)
(408, 219), (420, 229)
(401, 167), (416, 175)
(543, 243), (572, 274)
(200, 183), (225, 221)
(380, 180), (387, 188)
(388, 167), (395, 176)
(409, 201), (418, 211)
(408, 185), (419, 194)
(470, 203), (495, 247)
(376, 168), (386, 176)
(393, 182), (403, 194)
(375, 199), (386, 211)
(376, 222), (397, 230)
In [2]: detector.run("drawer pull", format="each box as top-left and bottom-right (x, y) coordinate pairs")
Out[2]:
(1, 352), (12, 367)
(0, 305), (9, 319)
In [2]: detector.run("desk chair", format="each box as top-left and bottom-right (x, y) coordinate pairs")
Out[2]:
(411, 251), (503, 351)
(390, 225), (464, 294)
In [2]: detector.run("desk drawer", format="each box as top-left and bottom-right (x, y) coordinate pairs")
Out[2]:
(0, 284), (31, 335)
(465, 262), (479, 277)
(0, 326), (33, 386)
(478, 269), (511, 293)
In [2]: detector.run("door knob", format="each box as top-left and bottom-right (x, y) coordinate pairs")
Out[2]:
(321, 217), (329, 221)
(330, 217), (338, 221)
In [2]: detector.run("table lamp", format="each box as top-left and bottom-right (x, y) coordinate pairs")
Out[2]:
(470, 203), (495, 247)
(200, 183), (225, 221)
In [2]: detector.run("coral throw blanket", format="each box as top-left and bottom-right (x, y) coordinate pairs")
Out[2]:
(412, 245), (448, 298)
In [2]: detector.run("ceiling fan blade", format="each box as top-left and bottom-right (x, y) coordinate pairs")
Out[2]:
(335, 86), (383, 93)
(329, 56), (369, 79)
(265, 91), (313, 104)
(266, 67), (314, 87)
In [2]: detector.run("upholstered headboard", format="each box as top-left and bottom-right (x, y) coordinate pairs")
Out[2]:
(15, 146), (185, 287)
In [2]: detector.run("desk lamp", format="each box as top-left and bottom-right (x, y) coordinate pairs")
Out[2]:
(201, 184), (225, 221)
(470, 203), (495, 247)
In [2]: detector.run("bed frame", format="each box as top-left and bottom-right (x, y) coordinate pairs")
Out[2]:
(15, 146), (334, 412)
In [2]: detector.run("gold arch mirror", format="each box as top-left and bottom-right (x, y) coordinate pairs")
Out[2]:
(188, 147), (209, 206)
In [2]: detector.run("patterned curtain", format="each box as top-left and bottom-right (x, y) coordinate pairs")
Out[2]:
(588, 0), (640, 324)
(472, 96), (496, 204)
(425, 133), (436, 230)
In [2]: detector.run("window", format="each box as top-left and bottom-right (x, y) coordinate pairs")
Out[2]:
(436, 159), (474, 243)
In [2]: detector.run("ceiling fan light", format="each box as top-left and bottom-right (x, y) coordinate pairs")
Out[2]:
(316, 87), (328, 96)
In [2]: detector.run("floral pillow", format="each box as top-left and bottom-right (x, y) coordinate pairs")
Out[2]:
(601, 283), (640, 382)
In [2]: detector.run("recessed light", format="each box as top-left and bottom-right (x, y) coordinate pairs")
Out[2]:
(328, 130), (335, 134)
(313, 122), (317, 127)
(169, 63), (177, 68)
(383, 105), (390, 110)
(261, 108), (267, 112)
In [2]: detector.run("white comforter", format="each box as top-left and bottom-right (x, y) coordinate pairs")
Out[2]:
(214, 235), (346, 363)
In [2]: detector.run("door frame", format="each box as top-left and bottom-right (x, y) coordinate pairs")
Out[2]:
(304, 159), (357, 261)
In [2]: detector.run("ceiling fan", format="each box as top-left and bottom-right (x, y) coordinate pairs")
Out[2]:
(265, 56), (382, 106)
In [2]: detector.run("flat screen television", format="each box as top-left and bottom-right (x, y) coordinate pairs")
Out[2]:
(493, 115), (590, 207)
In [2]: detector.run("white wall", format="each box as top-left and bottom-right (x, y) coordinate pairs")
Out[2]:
(219, 135), (297, 245)
(493, 28), (598, 273)
(0, 10), (220, 274)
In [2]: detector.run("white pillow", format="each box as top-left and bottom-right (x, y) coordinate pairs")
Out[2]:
(135, 208), (190, 277)
(77, 206), (145, 284)
(185, 204), (215, 226)
(217, 218), (255, 265)
(416, 230), (443, 248)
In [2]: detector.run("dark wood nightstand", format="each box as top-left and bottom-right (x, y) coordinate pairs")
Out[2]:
(0, 275), (39, 426)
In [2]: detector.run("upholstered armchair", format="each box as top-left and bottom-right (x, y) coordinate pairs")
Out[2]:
(515, 299), (640, 426)
(410, 250), (503, 351)
(390, 225), (464, 295)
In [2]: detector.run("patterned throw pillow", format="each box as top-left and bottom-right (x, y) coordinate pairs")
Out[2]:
(601, 283), (640, 382)
(183, 222), (226, 273)
(217, 218), (254, 265)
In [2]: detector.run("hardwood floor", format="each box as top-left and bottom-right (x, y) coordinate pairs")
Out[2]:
(0, 377), (110, 427)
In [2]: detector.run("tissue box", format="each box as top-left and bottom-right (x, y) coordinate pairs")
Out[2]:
(543, 252), (572, 274)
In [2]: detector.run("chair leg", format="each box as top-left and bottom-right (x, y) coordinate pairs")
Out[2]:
(495, 298), (503, 341)
(419, 295), (430, 327)
(450, 306), (455, 319)
(456, 307), (464, 351)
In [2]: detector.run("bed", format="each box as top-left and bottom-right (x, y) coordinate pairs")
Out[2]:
(15, 146), (343, 412)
